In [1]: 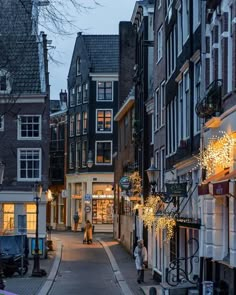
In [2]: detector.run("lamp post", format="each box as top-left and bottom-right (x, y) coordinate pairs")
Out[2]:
(0, 161), (5, 290)
(146, 161), (160, 194)
(32, 183), (46, 277)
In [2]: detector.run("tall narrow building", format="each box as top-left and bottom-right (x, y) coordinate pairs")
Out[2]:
(66, 33), (119, 232)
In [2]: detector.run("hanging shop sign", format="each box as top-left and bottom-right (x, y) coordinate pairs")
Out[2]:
(119, 176), (131, 190)
(166, 182), (187, 198)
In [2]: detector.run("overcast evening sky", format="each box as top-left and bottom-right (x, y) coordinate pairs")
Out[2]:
(48, 0), (137, 100)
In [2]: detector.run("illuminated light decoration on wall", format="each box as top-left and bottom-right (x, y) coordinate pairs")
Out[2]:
(129, 171), (142, 196)
(155, 216), (176, 240)
(199, 131), (234, 178)
(140, 195), (161, 230)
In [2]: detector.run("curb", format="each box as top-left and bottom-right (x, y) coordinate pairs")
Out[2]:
(97, 238), (134, 295)
(37, 239), (62, 295)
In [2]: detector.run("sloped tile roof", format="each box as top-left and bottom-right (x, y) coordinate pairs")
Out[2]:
(83, 35), (119, 73)
(0, 0), (42, 95)
(0, 36), (41, 94)
(0, 0), (33, 36)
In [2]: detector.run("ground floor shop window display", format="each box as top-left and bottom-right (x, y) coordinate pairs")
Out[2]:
(92, 199), (113, 224)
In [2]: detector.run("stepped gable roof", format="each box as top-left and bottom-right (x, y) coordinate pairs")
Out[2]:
(0, 35), (41, 94)
(83, 35), (119, 73)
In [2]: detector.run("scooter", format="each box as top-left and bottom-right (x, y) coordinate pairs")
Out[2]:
(0, 253), (29, 277)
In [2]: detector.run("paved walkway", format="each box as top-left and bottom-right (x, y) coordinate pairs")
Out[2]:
(3, 233), (161, 295)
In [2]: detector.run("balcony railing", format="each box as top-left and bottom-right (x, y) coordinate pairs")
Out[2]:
(195, 79), (222, 119)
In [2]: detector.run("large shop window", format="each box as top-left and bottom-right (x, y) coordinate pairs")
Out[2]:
(92, 199), (113, 224)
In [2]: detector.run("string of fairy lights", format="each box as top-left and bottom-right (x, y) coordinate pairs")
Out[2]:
(133, 131), (236, 240)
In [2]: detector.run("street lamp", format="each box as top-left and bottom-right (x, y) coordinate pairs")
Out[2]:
(0, 161), (5, 290)
(146, 161), (160, 194)
(32, 183), (46, 277)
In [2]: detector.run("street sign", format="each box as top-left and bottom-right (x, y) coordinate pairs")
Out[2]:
(84, 194), (92, 201)
(119, 176), (131, 190)
(18, 215), (27, 234)
(85, 206), (91, 213)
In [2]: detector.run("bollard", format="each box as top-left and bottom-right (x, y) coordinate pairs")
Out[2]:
(149, 287), (157, 295)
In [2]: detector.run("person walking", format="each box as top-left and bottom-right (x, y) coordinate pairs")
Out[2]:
(133, 239), (148, 284)
(73, 211), (79, 231)
(83, 220), (93, 244)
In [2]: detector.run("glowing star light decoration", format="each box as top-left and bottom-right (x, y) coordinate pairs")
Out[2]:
(200, 131), (234, 178)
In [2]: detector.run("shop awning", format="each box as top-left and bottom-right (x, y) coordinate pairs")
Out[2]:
(209, 180), (229, 196)
(198, 168), (229, 196)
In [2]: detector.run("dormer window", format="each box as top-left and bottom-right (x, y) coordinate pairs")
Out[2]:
(76, 57), (81, 75)
(0, 69), (11, 93)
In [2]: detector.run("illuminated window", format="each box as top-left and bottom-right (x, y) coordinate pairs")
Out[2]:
(95, 141), (112, 165)
(3, 204), (14, 233)
(97, 81), (112, 101)
(26, 204), (36, 232)
(96, 109), (112, 132)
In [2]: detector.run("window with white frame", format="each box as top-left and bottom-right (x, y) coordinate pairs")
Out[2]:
(97, 81), (112, 101)
(95, 141), (112, 165)
(83, 83), (88, 103)
(157, 0), (161, 9)
(160, 148), (165, 190)
(69, 142), (74, 169)
(18, 148), (41, 181)
(167, 98), (177, 155)
(82, 111), (87, 134)
(18, 115), (41, 140)
(69, 115), (75, 137)
(96, 109), (112, 133)
(193, 0), (200, 31)
(160, 82), (165, 127)
(157, 26), (163, 62)
(0, 115), (4, 131)
(70, 88), (75, 107)
(184, 71), (190, 138)
(177, 5), (183, 55)
(194, 61), (201, 133)
(155, 88), (159, 130)
(77, 86), (82, 105)
(76, 57), (81, 75)
(183, 0), (189, 44)
(167, 26), (176, 78)
(76, 113), (81, 135)
(151, 114), (154, 145)
(178, 80), (184, 143)
(76, 141), (81, 169)
(82, 140), (87, 166)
